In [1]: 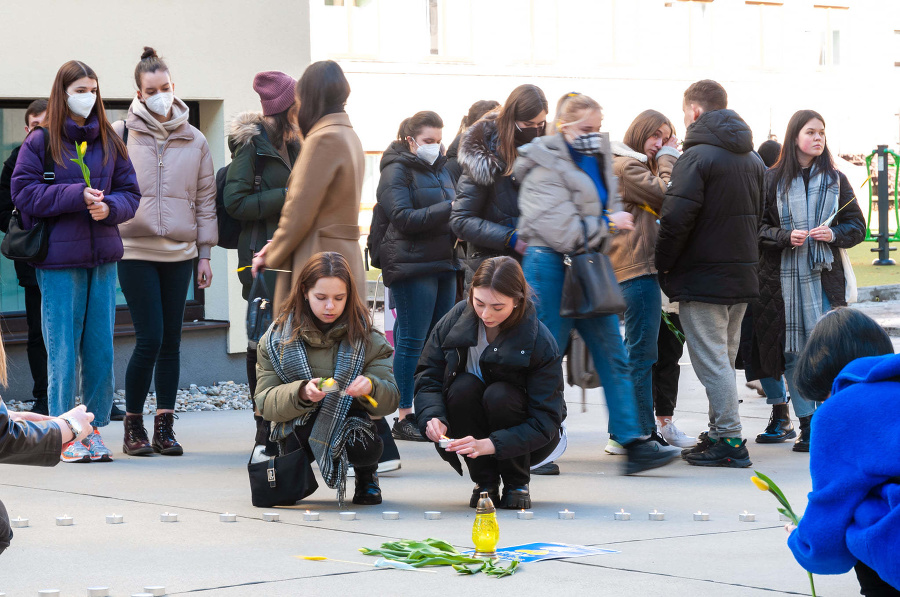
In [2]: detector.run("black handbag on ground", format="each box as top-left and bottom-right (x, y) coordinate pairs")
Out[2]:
(560, 220), (626, 318)
(1, 128), (53, 263)
(248, 431), (319, 508)
(246, 274), (274, 345)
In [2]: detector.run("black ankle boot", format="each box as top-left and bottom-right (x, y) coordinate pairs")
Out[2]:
(469, 483), (500, 508)
(793, 415), (812, 452)
(499, 485), (531, 509)
(756, 403), (796, 443)
(352, 466), (382, 505)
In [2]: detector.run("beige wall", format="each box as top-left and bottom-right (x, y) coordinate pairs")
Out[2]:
(0, 0), (312, 353)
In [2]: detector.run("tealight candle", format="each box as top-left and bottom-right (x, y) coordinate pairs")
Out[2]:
(693, 511), (710, 521)
(739, 511), (756, 522)
(517, 509), (534, 520)
(614, 509), (631, 521)
(144, 587), (167, 596)
(219, 513), (237, 523)
(779, 513), (792, 522)
(132, 593), (154, 597)
(160, 512), (178, 523)
(382, 511), (400, 520)
(438, 437), (453, 449)
(303, 510), (320, 522)
(339, 512), (357, 521)
(424, 511), (441, 520)
(263, 512), (280, 522)
(10, 516), (28, 528)
(106, 514), (124, 524)
(55, 515), (73, 526)
(37, 591), (60, 596)
(648, 509), (665, 521)
(87, 588), (110, 597)
(558, 509), (575, 520)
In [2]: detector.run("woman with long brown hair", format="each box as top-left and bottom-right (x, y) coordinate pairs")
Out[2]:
(11, 60), (140, 463)
(254, 252), (399, 506)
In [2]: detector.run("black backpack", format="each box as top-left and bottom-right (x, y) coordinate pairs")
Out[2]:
(366, 201), (389, 270)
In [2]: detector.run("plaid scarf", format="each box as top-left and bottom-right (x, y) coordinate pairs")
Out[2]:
(266, 315), (372, 506)
(778, 167), (838, 353)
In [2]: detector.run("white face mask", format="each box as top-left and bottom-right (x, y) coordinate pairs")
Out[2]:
(416, 143), (441, 165)
(66, 92), (96, 119)
(145, 91), (174, 117)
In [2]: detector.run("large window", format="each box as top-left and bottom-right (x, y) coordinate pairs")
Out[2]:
(745, 1), (784, 69)
(812, 4), (849, 68)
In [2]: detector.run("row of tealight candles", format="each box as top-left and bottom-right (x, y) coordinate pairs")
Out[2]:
(29, 587), (166, 596)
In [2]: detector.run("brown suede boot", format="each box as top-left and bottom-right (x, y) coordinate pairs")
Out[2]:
(152, 412), (183, 456)
(123, 414), (154, 456)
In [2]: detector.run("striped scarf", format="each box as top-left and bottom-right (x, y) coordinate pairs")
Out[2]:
(778, 167), (838, 353)
(266, 315), (371, 506)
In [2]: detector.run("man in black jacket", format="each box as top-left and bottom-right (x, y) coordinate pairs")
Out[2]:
(655, 80), (764, 468)
(0, 99), (48, 414)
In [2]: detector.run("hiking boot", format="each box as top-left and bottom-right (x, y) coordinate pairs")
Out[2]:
(152, 413), (183, 456)
(469, 483), (500, 508)
(793, 415), (812, 453)
(61, 440), (91, 463)
(352, 466), (382, 505)
(499, 485), (531, 509)
(123, 414), (154, 456)
(685, 439), (752, 468)
(391, 414), (427, 442)
(110, 403), (126, 421)
(604, 439), (627, 455)
(681, 431), (712, 458)
(625, 439), (681, 475)
(660, 419), (697, 448)
(531, 462), (560, 475)
(756, 403), (796, 444)
(85, 429), (113, 462)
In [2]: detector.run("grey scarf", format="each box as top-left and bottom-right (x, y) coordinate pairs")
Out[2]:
(778, 167), (838, 353)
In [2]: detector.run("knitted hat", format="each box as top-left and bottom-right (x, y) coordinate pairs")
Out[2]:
(253, 71), (297, 116)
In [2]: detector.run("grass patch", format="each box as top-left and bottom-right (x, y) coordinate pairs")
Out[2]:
(846, 242), (900, 288)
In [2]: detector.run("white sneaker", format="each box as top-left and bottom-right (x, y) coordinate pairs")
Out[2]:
(604, 439), (627, 455)
(61, 440), (91, 463)
(660, 419), (697, 448)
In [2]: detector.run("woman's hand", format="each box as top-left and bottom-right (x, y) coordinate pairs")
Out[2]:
(304, 378), (326, 403)
(83, 187), (103, 206)
(197, 259), (213, 289)
(345, 375), (373, 398)
(785, 523), (797, 534)
(665, 135), (679, 149)
(513, 238), (528, 255)
(790, 229), (809, 247)
(87, 198), (110, 221)
(808, 225), (834, 243)
(609, 211), (634, 231)
(54, 405), (94, 443)
(449, 435), (496, 458)
(425, 418), (448, 443)
(251, 242), (270, 277)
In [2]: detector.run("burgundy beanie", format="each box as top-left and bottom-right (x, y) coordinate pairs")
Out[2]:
(253, 71), (297, 116)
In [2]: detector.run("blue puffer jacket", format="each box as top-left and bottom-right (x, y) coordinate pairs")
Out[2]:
(10, 115), (140, 269)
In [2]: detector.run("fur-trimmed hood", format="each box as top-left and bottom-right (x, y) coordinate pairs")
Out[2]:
(228, 111), (265, 152)
(458, 111), (503, 187)
(610, 141), (647, 163)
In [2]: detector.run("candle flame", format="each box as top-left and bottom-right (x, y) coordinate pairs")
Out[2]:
(306, 510), (311, 514)
(743, 510), (748, 515)
(619, 508), (625, 514)
(564, 509), (570, 513)
(696, 511), (702, 515)
(440, 434), (449, 440)
(652, 509), (658, 514)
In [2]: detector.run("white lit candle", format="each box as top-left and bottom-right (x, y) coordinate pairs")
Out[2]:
(438, 437), (453, 449)
(87, 588), (110, 597)
(779, 513), (792, 522)
(37, 591), (60, 596)
(614, 509), (631, 521)
(424, 511), (441, 520)
(10, 516), (28, 528)
(144, 587), (167, 596)
(648, 509), (665, 521)
(55, 515), (73, 526)
(263, 512), (280, 522)
(303, 510), (320, 522)
(693, 511), (710, 521)
(106, 514), (124, 524)
(739, 511), (756, 522)
(558, 509), (575, 520)
(219, 513), (237, 523)
(517, 509), (534, 520)
(382, 511), (400, 520)
(160, 512), (178, 523)
(339, 511), (357, 521)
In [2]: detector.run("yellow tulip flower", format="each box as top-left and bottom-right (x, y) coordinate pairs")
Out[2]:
(79, 141), (87, 155)
(751, 476), (770, 492)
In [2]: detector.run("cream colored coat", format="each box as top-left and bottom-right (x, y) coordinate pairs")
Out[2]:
(265, 113), (366, 312)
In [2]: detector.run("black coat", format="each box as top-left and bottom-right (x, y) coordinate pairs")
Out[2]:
(445, 133), (463, 187)
(376, 141), (458, 287)
(0, 145), (38, 287)
(450, 114), (520, 276)
(414, 301), (566, 474)
(750, 169), (865, 380)
(656, 109), (765, 304)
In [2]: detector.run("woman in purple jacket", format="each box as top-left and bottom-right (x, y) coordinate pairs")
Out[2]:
(11, 60), (140, 463)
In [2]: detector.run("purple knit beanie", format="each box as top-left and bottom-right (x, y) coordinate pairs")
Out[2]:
(253, 71), (297, 116)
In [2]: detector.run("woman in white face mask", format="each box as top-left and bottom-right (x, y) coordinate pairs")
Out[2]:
(371, 111), (459, 443)
(114, 47), (218, 458)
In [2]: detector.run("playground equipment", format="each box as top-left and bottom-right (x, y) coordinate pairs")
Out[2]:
(865, 145), (898, 265)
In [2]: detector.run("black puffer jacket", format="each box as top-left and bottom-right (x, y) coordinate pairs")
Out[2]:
(414, 301), (566, 473)
(450, 113), (521, 276)
(656, 109), (765, 304)
(376, 141), (458, 287)
(445, 133), (463, 187)
(750, 169), (865, 380)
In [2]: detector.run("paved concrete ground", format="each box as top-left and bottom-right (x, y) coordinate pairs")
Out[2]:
(6, 342), (899, 596)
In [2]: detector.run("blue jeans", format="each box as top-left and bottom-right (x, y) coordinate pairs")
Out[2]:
(620, 275), (661, 436)
(36, 264), (117, 427)
(390, 271), (457, 410)
(523, 247), (641, 444)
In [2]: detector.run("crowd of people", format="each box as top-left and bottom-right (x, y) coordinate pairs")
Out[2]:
(0, 50), (896, 593)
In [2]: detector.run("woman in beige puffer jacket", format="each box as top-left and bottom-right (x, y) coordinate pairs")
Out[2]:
(115, 48), (217, 457)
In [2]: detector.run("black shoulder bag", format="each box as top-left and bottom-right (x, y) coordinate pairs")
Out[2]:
(246, 273), (274, 346)
(560, 220), (626, 318)
(1, 129), (52, 262)
(247, 428), (319, 507)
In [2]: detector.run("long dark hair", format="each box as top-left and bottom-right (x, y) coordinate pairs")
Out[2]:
(295, 61), (350, 138)
(771, 109), (836, 193)
(457, 100), (500, 135)
(497, 84), (548, 176)
(267, 107), (298, 150)
(469, 257), (534, 331)
(45, 60), (127, 166)
(273, 252), (372, 348)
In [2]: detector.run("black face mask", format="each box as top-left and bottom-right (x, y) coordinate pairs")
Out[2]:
(514, 122), (544, 146)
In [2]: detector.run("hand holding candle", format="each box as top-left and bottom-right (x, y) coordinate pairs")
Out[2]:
(425, 417), (448, 443)
(449, 435), (495, 458)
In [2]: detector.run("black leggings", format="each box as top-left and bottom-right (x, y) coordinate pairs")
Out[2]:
(118, 259), (193, 413)
(445, 372), (558, 487)
(856, 562), (900, 596)
(652, 312), (683, 418)
(24, 284), (48, 401)
(284, 409), (383, 474)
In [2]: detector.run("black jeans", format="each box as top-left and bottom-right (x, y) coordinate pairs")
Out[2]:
(118, 259), (193, 413)
(284, 408), (383, 473)
(445, 373), (557, 487)
(652, 312), (683, 418)
(856, 562), (900, 596)
(0, 498), (11, 556)
(23, 284), (48, 401)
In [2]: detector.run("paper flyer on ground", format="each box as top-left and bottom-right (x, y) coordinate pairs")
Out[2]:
(465, 542), (619, 563)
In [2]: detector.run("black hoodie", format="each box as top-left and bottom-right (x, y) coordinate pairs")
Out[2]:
(655, 109), (765, 304)
(375, 140), (458, 286)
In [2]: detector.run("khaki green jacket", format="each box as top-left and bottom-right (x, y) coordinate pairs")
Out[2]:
(254, 321), (399, 423)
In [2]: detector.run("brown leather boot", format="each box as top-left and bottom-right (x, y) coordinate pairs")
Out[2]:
(123, 414), (154, 456)
(152, 412), (183, 456)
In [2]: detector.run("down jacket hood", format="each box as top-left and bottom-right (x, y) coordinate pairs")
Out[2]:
(683, 109), (754, 154)
(458, 112), (502, 187)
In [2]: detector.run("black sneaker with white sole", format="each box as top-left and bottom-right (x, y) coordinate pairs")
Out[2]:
(391, 414), (428, 442)
(681, 431), (712, 459)
(625, 439), (681, 475)
(685, 439), (752, 468)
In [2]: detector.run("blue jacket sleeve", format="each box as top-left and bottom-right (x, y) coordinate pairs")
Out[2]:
(11, 132), (86, 219)
(100, 149), (141, 226)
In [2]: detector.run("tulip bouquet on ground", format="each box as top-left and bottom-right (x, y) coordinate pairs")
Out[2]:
(751, 471), (816, 596)
(70, 141), (91, 187)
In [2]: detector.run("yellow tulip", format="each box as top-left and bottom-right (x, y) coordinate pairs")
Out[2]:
(79, 141), (87, 155)
(751, 476), (770, 492)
